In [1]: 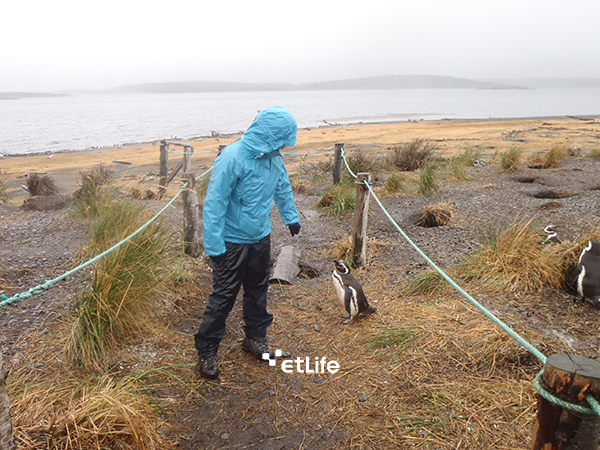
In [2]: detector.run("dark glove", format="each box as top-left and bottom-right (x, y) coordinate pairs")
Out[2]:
(210, 253), (227, 266)
(288, 222), (301, 237)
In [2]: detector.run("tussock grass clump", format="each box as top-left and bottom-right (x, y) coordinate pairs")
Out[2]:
(407, 218), (564, 294)
(66, 199), (172, 370)
(417, 163), (440, 196)
(26, 173), (59, 196)
(10, 372), (164, 449)
(382, 172), (409, 195)
(456, 217), (563, 292)
(317, 179), (356, 216)
(0, 172), (7, 203)
(73, 166), (113, 217)
(388, 139), (437, 171)
(528, 145), (570, 169)
(345, 149), (382, 174)
(588, 147), (600, 160)
(416, 203), (453, 228)
(496, 146), (523, 172)
(453, 147), (482, 166)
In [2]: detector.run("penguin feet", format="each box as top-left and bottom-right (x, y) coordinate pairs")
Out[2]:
(340, 312), (351, 319)
(341, 316), (354, 325)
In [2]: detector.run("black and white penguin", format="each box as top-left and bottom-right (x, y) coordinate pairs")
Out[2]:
(331, 260), (376, 324)
(571, 240), (600, 308)
(542, 225), (562, 244)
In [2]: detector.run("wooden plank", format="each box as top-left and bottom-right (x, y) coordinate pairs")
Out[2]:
(269, 246), (302, 285)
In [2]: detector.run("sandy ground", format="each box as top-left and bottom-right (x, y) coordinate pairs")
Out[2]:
(2, 116), (599, 205)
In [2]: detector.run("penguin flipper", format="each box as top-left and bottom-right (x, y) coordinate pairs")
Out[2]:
(344, 288), (353, 316)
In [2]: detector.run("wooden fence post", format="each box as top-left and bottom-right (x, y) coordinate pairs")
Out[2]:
(158, 141), (169, 199)
(159, 141), (169, 187)
(532, 354), (600, 450)
(352, 173), (371, 267)
(0, 352), (16, 450)
(182, 145), (193, 174)
(182, 173), (200, 258)
(333, 143), (344, 185)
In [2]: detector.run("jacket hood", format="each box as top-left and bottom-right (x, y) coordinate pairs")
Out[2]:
(240, 106), (297, 158)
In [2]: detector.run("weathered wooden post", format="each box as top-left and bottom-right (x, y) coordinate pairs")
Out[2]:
(332, 143), (344, 185)
(532, 354), (600, 450)
(182, 173), (200, 258)
(352, 173), (371, 267)
(158, 141), (169, 199)
(182, 145), (193, 174)
(0, 352), (16, 450)
(159, 141), (169, 187)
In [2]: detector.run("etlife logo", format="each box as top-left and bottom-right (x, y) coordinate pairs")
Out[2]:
(263, 350), (340, 374)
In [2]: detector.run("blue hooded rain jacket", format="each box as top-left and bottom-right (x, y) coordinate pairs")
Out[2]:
(202, 106), (300, 256)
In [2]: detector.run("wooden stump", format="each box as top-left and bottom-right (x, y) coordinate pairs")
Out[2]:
(269, 246), (301, 285)
(0, 352), (16, 450)
(532, 354), (600, 450)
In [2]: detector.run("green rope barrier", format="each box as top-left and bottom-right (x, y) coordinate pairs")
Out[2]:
(280, 147), (336, 157)
(166, 148), (219, 155)
(340, 148), (600, 416)
(534, 369), (600, 416)
(0, 167), (213, 309)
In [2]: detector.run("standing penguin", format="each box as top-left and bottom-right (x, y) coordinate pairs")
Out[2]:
(331, 260), (376, 324)
(571, 240), (600, 308)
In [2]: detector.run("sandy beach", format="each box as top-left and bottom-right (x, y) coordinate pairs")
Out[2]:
(2, 116), (598, 206)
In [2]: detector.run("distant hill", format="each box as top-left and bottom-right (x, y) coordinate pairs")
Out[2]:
(483, 77), (600, 89)
(296, 74), (510, 90)
(62, 74), (514, 95)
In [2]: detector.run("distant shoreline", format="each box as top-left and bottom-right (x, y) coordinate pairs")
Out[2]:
(1, 114), (598, 159)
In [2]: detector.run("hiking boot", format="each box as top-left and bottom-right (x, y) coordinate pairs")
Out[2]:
(199, 354), (219, 379)
(242, 337), (275, 362)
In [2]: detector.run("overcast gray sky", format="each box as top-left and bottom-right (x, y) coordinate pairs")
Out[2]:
(3, 0), (600, 92)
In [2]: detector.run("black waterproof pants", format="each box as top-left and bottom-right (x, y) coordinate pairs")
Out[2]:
(195, 235), (273, 358)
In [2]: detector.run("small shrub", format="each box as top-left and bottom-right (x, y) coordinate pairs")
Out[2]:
(389, 139), (437, 171)
(417, 163), (440, 196)
(497, 146), (523, 172)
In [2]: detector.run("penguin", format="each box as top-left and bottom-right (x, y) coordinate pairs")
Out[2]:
(571, 240), (600, 308)
(331, 260), (376, 324)
(541, 225), (562, 244)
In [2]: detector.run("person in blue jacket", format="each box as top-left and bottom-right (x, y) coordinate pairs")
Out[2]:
(195, 106), (301, 379)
